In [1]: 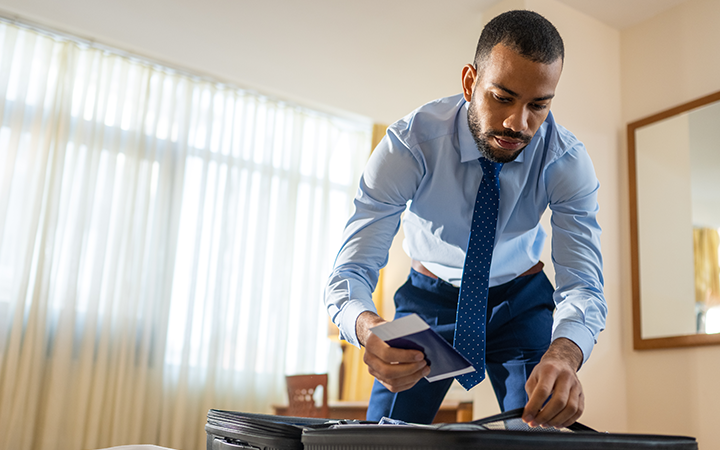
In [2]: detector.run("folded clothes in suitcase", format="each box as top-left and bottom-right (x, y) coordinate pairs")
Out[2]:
(206, 407), (698, 450)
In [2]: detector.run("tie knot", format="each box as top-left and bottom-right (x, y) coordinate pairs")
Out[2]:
(479, 157), (503, 180)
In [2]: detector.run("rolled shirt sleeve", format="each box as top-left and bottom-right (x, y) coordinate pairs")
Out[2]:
(545, 138), (606, 365)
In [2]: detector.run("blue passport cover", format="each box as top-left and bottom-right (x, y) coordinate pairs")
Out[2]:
(371, 314), (476, 382)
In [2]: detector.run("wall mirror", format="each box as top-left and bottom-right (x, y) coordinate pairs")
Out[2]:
(628, 90), (720, 350)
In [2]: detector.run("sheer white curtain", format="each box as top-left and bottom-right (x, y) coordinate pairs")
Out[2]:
(0, 19), (370, 450)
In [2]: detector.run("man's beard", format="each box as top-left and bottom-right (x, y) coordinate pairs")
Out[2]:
(467, 102), (531, 164)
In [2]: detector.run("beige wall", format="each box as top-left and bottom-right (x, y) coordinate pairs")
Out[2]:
(621, 0), (720, 448)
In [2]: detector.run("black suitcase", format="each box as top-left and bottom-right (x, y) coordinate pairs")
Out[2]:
(206, 407), (698, 450)
(302, 408), (697, 450)
(205, 409), (337, 450)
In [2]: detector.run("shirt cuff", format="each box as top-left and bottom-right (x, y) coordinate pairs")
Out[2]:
(551, 321), (595, 366)
(337, 299), (376, 348)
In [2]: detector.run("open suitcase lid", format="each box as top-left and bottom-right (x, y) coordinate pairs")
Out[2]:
(301, 408), (698, 450)
(206, 409), (360, 450)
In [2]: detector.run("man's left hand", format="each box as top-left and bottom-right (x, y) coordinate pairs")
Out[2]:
(522, 337), (584, 428)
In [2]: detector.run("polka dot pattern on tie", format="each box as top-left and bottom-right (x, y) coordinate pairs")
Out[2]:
(454, 157), (502, 390)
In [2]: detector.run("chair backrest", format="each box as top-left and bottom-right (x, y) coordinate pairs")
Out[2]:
(285, 374), (329, 418)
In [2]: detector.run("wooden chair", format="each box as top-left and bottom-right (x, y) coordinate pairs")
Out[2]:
(285, 374), (329, 418)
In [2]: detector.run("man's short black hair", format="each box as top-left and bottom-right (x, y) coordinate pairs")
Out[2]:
(474, 10), (564, 69)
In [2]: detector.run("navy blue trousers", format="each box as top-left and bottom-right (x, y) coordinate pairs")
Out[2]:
(366, 268), (555, 424)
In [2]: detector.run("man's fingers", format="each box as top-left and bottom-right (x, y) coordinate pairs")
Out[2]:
(534, 384), (583, 428)
(551, 382), (583, 428)
(524, 373), (538, 396)
(363, 332), (429, 392)
(364, 352), (429, 392)
(356, 314), (429, 392)
(523, 367), (584, 428)
(374, 364), (431, 393)
(522, 372), (551, 424)
(365, 333), (425, 363)
(363, 346), (427, 376)
(555, 386), (584, 428)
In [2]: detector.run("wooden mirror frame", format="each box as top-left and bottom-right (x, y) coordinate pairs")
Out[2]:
(628, 90), (720, 350)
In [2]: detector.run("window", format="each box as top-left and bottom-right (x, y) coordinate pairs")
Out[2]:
(0, 17), (370, 449)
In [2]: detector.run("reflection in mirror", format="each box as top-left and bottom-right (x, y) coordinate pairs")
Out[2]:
(628, 91), (720, 349)
(689, 103), (720, 334)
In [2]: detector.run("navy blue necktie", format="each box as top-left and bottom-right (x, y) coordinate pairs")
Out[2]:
(454, 157), (503, 390)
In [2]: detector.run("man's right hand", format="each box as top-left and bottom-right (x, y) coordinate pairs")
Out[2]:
(356, 311), (430, 393)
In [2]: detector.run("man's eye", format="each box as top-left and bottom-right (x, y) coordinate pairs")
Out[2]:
(494, 95), (511, 103)
(530, 103), (548, 111)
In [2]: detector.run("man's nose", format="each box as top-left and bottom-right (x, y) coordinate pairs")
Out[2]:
(502, 106), (529, 132)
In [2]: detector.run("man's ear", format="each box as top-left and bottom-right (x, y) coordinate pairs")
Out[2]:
(461, 64), (477, 102)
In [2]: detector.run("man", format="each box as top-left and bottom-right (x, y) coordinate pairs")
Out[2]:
(324, 10), (606, 428)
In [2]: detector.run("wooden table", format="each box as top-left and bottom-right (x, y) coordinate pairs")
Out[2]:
(273, 400), (473, 423)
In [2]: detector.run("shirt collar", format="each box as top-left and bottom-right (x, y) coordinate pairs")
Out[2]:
(458, 101), (526, 164)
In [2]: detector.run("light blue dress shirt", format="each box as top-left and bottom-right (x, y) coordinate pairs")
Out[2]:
(324, 94), (606, 364)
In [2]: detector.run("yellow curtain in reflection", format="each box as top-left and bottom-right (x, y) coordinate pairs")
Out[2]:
(693, 228), (720, 307)
(340, 124), (388, 402)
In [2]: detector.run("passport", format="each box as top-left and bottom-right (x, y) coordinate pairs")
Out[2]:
(371, 313), (476, 382)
